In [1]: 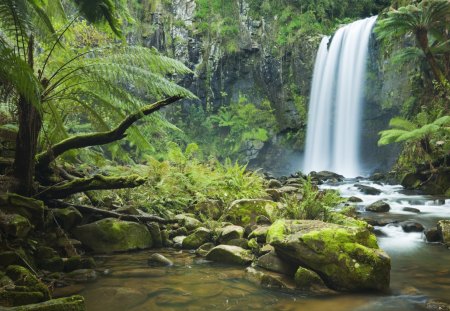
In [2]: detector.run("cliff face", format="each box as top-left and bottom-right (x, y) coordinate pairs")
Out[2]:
(130, 0), (403, 176)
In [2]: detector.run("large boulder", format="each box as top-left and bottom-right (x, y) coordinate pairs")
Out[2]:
(294, 267), (327, 291)
(267, 219), (390, 292)
(256, 251), (295, 275)
(355, 184), (382, 195)
(205, 245), (254, 265)
(72, 218), (153, 253)
(182, 227), (211, 249)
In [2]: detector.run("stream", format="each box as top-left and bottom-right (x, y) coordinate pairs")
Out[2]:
(55, 180), (450, 311)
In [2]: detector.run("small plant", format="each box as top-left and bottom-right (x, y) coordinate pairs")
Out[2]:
(280, 178), (345, 221)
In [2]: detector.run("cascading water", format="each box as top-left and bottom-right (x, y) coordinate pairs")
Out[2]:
(303, 16), (378, 177)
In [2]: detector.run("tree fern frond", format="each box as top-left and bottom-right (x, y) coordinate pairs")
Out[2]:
(388, 117), (417, 131)
(72, 0), (122, 36)
(0, 46), (42, 108)
(391, 47), (423, 65)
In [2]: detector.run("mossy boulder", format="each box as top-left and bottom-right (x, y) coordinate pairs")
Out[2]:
(146, 222), (163, 248)
(206, 245), (254, 265)
(268, 219), (390, 292)
(218, 225), (244, 244)
(64, 256), (96, 272)
(8, 295), (85, 311)
(245, 267), (295, 289)
(0, 194), (45, 224)
(174, 214), (202, 231)
(182, 227), (211, 249)
(35, 247), (63, 272)
(196, 242), (215, 257)
(294, 267), (327, 291)
(0, 213), (32, 238)
(50, 207), (82, 231)
(72, 218), (153, 253)
(225, 199), (280, 225)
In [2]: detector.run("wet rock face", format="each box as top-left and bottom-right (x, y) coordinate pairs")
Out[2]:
(205, 245), (254, 265)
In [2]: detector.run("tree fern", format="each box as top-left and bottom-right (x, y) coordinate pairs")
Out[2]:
(378, 115), (450, 146)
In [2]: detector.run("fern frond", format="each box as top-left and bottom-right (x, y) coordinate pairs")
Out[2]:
(388, 117), (417, 131)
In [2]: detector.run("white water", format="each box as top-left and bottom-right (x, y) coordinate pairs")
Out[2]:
(303, 16), (378, 177)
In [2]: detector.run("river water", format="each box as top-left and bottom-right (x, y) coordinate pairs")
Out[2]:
(59, 180), (450, 311)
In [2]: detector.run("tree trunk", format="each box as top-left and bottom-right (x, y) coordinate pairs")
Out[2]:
(13, 36), (41, 196)
(416, 29), (447, 86)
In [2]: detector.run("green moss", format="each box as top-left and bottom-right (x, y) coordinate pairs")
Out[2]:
(11, 295), (85, 311)
(6, 265), (50, 301)
(182, 227), (211, 249)
(266, 219), (286, 244)
(294, 267), (325, 290)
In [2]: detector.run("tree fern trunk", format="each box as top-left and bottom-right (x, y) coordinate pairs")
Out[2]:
(416, 29), (447, 86)
(13, 36), (41, 196)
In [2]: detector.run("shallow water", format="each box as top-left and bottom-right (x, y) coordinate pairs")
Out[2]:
(57, 180), (450, 311)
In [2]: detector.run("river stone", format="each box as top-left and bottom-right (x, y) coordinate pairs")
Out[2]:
(64, 256), (96, 272)
(402, 207), (421, 213)
(294, 267), (327, 290)
(400, 221), (424, 233)
(348, 196), (363, 203)
(196, 242), (215, 257)
(182, 227), (211, 249)
(248, 226), (269, 243)
(0, 213), (32, 238)
(192, 199), (222, 220)
(267, 219), (391, 292)
(245, 267), (295, 289)
(72, 218), (153, 253)
(256, 251), (295, 275)
(146, 222), (163, 248)
(218, 225), (244, 244)
(437, 220), (450, 246)
(355, 184), (382, 195)
(174, 214), (202, 231)
(205, 245), (254, 265)
(426, 299), (450, 311)
(6, 295), (85, 310)
(51, 207), (82, 231)
(147, 253), (173, 266)
(66, 269), (97, 283)
(425, 228), (441, 243)
(366, 200), (390, 213)
(311, 171), (344, 182)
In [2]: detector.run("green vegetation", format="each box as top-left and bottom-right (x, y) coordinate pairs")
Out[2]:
(276, 178), (345, 221)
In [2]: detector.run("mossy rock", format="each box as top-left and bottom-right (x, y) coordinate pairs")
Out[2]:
(146, 222), (163, 248)
(174, 214), (202, 231)
(8, 295), (85, 310)
(0, 194), (45, 224)
(3, 265), (51, 306)
(256, 251), (295, 275)
(268, 220), (390, 292)
(225, 199), (280, 226)
(0, 213), (32, 238)
(206, 245), (254, 265)
(248, 226), (270, 243)
(294, 267), (326, 290)
(182, 227), (211, 249)
(437, 220), (450, 246)
(366, 200), (390, 213)
(64, 257), (96, 273)
(218, 225), (244, 244)
(72, 218), (153, 253)
(50, 207), (82, 231)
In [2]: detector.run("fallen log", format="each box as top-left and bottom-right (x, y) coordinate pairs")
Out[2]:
(47, 200), (176, 224)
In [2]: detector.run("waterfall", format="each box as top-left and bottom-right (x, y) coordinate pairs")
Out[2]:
(303, 16), (377, 177)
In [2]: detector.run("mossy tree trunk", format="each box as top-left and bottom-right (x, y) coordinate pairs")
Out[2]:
(416, 29), (447, 86)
